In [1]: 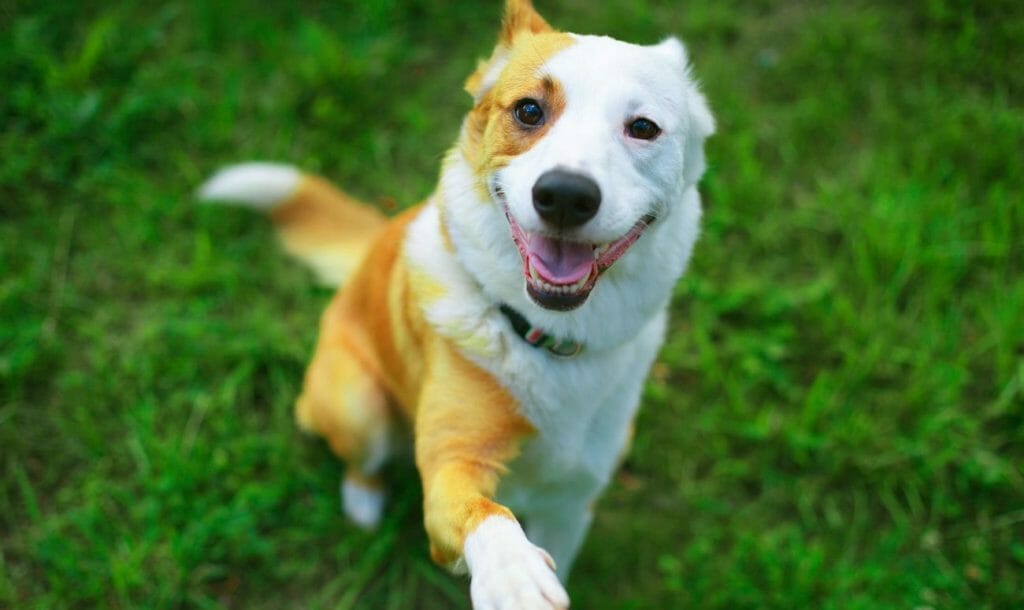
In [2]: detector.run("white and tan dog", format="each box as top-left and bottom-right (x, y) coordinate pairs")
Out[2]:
(199, 1), (713, 607)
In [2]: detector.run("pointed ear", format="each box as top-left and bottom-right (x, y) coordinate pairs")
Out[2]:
(465, 0), (554, 100)
(683, 84), (715, 185)
(652, 36), (687, 66)
(652, 37), (715, 184)
(500, 0), (553, 46)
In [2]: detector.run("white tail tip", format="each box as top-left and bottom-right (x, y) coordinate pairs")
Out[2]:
(197, 162), (302, 210)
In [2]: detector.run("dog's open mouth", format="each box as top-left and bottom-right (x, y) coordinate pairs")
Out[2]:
(500, 201), (655, 311)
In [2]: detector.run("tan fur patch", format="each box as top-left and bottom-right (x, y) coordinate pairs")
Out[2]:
(462, 32), (574, 179)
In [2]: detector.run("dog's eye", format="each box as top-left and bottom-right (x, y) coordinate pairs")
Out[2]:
(513, 99), (545, 127)
(626, 117), (661, 140)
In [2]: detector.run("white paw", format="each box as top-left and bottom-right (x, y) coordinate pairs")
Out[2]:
(464, 516), (570, 610)
(341, 477), (384, 530)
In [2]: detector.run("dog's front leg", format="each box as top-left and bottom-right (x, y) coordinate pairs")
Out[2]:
(416, 340), (569, 610)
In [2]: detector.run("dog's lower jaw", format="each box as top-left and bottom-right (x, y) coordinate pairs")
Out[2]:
(464, 516), (569, 610)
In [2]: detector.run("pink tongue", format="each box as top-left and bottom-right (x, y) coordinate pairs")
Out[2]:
(528, 235), (595, 284)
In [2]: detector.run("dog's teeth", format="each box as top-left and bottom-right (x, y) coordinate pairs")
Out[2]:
(530, 271), (591, 296)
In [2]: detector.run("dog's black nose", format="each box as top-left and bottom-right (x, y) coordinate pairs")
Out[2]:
(532, 170), (601, 229)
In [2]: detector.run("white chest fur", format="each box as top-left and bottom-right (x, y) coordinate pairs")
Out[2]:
(404, 201), (668, 511)
(493, 311), (665, 512)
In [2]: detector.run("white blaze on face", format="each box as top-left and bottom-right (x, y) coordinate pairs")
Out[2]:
(498, 34), (713, 245)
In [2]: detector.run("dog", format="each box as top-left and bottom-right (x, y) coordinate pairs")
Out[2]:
(199, 1), (713, 607)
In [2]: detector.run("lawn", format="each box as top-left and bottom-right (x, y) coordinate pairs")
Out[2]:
(2, 0), (1022, 608)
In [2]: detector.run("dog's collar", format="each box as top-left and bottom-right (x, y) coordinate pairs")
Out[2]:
(498, 304), (583, 358)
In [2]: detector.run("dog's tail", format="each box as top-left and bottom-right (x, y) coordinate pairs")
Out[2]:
(198, 162), (387, 286)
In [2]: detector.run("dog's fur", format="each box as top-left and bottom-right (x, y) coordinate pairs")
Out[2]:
(199, 1), (713, 608)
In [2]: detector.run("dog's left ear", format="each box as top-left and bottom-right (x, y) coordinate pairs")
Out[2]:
(465, 0), (555, 101)
(654, 37), (715, 185)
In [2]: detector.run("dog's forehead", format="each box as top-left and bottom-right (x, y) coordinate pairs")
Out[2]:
(485, 31), (575, 103)
(541, 34), (687, 118)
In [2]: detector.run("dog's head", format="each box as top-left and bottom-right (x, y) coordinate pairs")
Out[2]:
(450, 0), (714, 314)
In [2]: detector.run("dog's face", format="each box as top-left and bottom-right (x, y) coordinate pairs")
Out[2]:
(452, 1), (713, 315)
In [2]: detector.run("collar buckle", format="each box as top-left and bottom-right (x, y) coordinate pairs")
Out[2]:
(498, 304), (584, 358)
(545, 339), (584, 358)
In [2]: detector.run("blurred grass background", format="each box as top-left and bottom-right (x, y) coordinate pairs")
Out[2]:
(2, 0), (1023, 608)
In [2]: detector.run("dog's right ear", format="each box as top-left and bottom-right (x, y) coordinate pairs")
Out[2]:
(500, 0), (553, 45)
(465, 0), (554, 101)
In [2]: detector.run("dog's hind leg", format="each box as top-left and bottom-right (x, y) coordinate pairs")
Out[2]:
(295, 336), (394, 529)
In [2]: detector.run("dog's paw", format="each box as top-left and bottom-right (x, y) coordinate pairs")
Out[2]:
(464, 516), (570, 610)
(341, 476), (384, 530)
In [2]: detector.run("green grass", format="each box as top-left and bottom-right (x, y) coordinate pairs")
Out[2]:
(2, 0), (1023, 608)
